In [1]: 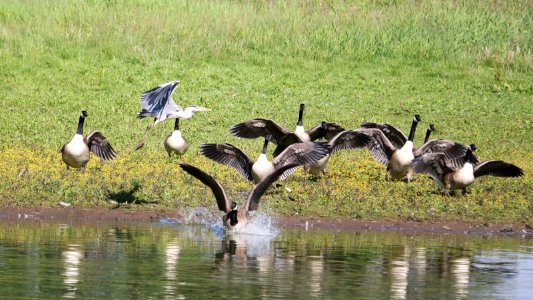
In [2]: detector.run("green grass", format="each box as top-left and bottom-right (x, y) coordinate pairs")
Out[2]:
(0, 0), (531, 222)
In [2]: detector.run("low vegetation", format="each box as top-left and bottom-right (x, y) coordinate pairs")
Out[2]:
(0, 0), (531, 222)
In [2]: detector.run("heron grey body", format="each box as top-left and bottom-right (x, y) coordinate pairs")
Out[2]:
(179, 162), (298, 231)
(61, 111), (118, 170)
(136, 80), (209, 150)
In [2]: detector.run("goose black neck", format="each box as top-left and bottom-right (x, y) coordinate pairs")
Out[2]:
(407, 119), (419, 142)
(228, 210), (238, 226)
(297, 104), (304, 126)
(465, 149), (474, 162)
(174, 118), (180, 130)
(423, 128), (432, 144)
(76, 115), (86, 135)
(261, 138), (269, 154)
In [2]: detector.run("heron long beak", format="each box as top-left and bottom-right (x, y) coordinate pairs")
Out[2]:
(197, 106), (210, 112)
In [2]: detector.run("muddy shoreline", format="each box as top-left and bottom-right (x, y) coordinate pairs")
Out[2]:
(0, 206), (531, 237)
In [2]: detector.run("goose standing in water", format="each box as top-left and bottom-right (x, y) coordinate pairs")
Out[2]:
(61, 110), (118, 170)
(362, 115), (422, 181)
(412, 144), (524, 195)
(304, 129), (371, 176)
(164, 118), (188, 157)
(136, 80), (209, 150)
(179, 162), (298, 231)
(200, 136), (330, 184)
(230, 103), (344, 156)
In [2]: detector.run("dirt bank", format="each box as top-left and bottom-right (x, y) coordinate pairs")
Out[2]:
(0, 206), (531, 237)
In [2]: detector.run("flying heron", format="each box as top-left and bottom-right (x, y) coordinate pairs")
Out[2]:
(136, 80), (209, 150)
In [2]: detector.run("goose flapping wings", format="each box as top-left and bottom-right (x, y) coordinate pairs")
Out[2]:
(179, 163), (299, 213)
(85, 130), (118, 161)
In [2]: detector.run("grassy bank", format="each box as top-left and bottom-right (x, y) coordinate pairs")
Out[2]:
(0, 0), (531, 222)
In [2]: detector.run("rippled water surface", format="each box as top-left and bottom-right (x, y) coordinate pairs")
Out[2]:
(1, 219), (532, 299)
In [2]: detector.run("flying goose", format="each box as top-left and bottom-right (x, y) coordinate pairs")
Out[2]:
(179, 162), (298, 231)
(411, 144), (524, 195)
(136, 80), (209, 150)
(230, 103), (344, 156)
(304, 129), (371, 176)
(362, 115), (422, 181)
(61, 110), (118, 170)
(164, 118), (188, 157)
(200, 136), (330, 184)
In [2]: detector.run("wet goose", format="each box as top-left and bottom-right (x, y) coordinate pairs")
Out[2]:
(362, 115), (421, 181)
(412, 144), (524, 195)
(304, 129), (371, 176)
(230, 103), (344, 157)
(164, 118), (188, 157)
(200, 136), (330, 184)
(136, 80), (209, 149)
(61, 110), (118, 170)
(179, 162), (298, 231)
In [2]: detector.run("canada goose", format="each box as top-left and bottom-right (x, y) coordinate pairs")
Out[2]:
(412, 144), (524, 195)
(200, 137), (330, 184)
(413, 124), (478, 162)
(304, 129), (371, 176)
(136, 80), (209, 150)
(164, 118), (188, 157)
(61, 110), (118, 170)
(179, 162), (298, 231)
(362, 115), (421, 181)
(230, 104), (344, 157)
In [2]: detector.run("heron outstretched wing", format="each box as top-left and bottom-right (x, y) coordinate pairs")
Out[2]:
(138, 80), (181, 124)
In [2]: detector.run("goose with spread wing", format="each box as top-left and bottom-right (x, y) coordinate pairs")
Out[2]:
(136, 80), (209, 150)
(230, 103), (344, 157)
(200, 136), (330, 183)
(179, 162), (298, 231)
(362, 115), (422, 181)
(304, 129), (371, 176)
(412, 144), (524, 195)
(61, 110), (118, 170)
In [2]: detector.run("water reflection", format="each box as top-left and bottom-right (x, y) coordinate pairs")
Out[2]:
(451, 257), (470, 299)
(0, 221), (531, 299)
(164, 239), (181, 299)
(62, 244), (83, 298)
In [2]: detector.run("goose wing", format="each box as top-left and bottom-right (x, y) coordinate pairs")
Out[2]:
(85, 131), (118, 161)
(271, 133), (306, 157)
(328, 130), (371, 156)
(179, 163), (231, 213)
(272, 141), (330, 179)
(307, 122), (345, 141)
(230, 118), (292, 144)
(473, 160), (524, 178)
(411, 153), (455, 182)
(361, 128), (396, 165)
(138, 80), (181, 124)
(361, 122), (407, 149)
(414, 140), (479, 166)
(199, 143), (255, 182)
(245, 163), (299, 212)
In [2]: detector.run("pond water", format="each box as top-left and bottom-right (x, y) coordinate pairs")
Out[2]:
(0, 218), (532, 299)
